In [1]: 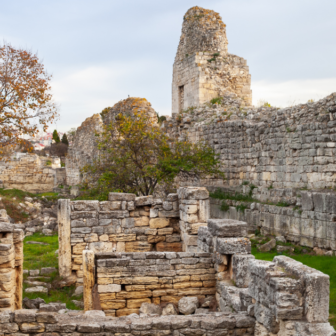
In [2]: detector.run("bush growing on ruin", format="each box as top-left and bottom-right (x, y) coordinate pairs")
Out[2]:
(0, 43), (59, 155)
(82, 110), (223, 198)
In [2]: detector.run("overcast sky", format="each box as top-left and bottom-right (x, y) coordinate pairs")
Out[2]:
(1, 0), (335, 132)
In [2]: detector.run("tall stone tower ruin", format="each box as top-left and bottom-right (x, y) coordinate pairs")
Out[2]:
(172, 7), (252, 113)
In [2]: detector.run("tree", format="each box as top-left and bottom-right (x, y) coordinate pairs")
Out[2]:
(61, 133), (69, 146)
(83, 110), (223, 198)
(0, 43), (58, 154)
(52, 130), (60, 143)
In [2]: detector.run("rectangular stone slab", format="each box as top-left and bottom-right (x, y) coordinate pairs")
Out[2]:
(208, 219), (247, 238)
(216, 237), (251, 255)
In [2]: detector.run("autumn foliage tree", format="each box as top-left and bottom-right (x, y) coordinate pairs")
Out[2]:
(0, 43), (58, 155)
(82, 110), (223, 199)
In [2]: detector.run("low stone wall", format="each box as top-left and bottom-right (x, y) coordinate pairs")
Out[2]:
(89, 251), (216, 317)
(198, 218), (336, 336)
(210, 186), (336, 251)
(0, 224), (24, 312)
(0, 310), (256, 335)
(58, 188), (210, 284)
(0, 154), (61, 193)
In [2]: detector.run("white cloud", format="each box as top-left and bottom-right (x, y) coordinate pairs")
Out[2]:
(252, 78), (336, 107)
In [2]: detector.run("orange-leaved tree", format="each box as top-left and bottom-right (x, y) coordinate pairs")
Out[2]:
(0, 43), (59, 154)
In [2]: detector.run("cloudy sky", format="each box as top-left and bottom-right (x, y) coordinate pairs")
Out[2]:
(1, 0), (335, 132)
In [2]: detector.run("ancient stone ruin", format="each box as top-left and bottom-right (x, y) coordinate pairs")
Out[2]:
(172, 7), (252, 113)
(1, 5), (336, 336)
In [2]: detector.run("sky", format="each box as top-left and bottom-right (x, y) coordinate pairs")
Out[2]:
(1, 0), (335, 132)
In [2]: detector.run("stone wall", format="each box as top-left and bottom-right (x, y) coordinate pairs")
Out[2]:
(172, 6), (252, 113)
(167, 92), (336, 190)
(58, 188), (210, 285)
(209, 186), (336, 251)
(0, 154), (61, 193)
(65, 114), (103, 186)
(197, 219), (336, 336)
(0, 310), (256, 335)
(89, 251), (216, 317)
(65, 98), (158, 187)
(0, 224), (24, 312)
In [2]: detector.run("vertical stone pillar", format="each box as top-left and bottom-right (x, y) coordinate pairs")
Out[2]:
(14, 229), (24, 310)
(178, 187), (210, 252)
(58, 199), (72, 278)
(83, 250), (95, 311)
(0, 223), (15, 311)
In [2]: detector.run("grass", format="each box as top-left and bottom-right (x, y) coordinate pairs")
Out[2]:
(23, 233), (82, 310)
(0, 188), (60, 222)
(252, 248), (336, 328)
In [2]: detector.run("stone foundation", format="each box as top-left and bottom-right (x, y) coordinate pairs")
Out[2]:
(0, 224), (24, 312)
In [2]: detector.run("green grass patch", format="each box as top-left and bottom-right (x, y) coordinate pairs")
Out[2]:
(23, 233), (82, 310)
(252, 248), (336, 328)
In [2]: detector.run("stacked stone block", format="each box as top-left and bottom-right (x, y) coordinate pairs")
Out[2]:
(0, 154), (61, 193)
(197, 219), (253, 314)
(249, 255), (334, 335)
(84, 251), (216, 317)
(0, 310), (256, 336)
(178, 187), (210, 252)
(58, 193), (181, 285)
(210, 187), (336, 251)
(0, 224), (24, 311)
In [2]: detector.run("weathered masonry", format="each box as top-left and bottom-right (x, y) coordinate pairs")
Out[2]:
(57, 187), (210, 284)
(0, 154), (64, 193)
(172, 6), (252, 113)
(0, 224), (24, 311)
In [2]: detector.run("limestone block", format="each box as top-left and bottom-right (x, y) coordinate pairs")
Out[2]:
(180, 211), (198, 223)
(98, 284), (121, 293)
(301, 192), (314, 211)
(57, 200), (71, 278)
(72, 243), (86, 255)
(109, 234), (136, 242)
(232, 254), (255, 288)
(88, 242), (113, 253)
(83, 250), (95, 312)
(149, 218), (170, 229)
(163, 201), (173, 211)
(125, 241), (153, 252)
(179, 204), (198, 214)
(156, 242), (183, 252)
(199, 199), (210, 222)
(216, 238), (251, 255)
(178, 296), (199, 315)
(71, 201), (99, 212)
(99, 293), (116, 301)
(158, 210), (180, 218)
(207, 219), (248, 237)
(135, 196), (153, 206)
(150, 208), (159, 218)
(0, 223), (13, 232)
(178, 187), (209, 200)
(127, 298), (151, 308)
(109, 192), (136, 202)
(116, 308), (139, 316)
(134, 217), (149, 227)
(99, 211), (129, 219)
(100, 201), (121, 211)
(157, 227), (174, 235)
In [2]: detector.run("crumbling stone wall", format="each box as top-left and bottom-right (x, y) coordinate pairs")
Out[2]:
(65, 114), (103, 186)
(58, 193), (184, 285)
(0, 224), (24, 311)
(65, 98), (158, 187)
(0, 310), (256, 335)
(0, 154), (61, 193)
(172, 6), (252, 113)
(198, 218), (336, 336)
(86, 251), (216, 317)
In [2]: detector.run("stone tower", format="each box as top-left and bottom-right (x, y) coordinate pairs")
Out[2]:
(172, 7), (252, 113)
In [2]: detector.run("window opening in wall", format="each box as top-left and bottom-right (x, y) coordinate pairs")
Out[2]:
(179, 85), (184, 112)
